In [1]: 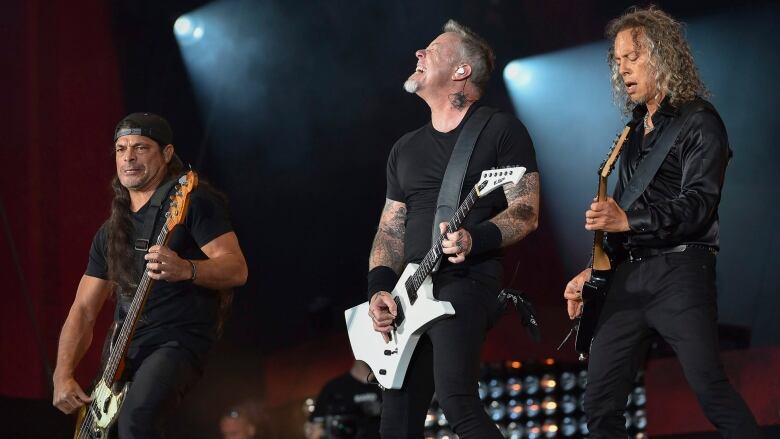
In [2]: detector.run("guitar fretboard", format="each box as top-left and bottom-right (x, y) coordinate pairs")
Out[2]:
(101, 219), (172, 382)
(404, 187), (479, 301)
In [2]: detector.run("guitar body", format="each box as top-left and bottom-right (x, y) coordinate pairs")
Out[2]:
(344, 166), (524, 388)
(574, 268), (613, 355)
(345, 263), (455, 389)
(74, 380), (129, 439)
(570, 126), (630, 358)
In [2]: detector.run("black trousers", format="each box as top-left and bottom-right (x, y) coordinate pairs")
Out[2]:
(584, 248), (762, 439)
(380, 277), (504, 438)
(115, 345), (202, 438)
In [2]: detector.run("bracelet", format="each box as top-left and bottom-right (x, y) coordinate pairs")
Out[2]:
(187, 259), (197, 283)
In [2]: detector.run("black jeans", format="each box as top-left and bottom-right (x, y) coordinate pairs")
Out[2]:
(584, 248), (762, 439)
(380, 277), (504, 438)
(115, 345), (202, 438)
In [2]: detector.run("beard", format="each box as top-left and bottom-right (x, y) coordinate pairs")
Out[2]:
(403, 78), (420, 94)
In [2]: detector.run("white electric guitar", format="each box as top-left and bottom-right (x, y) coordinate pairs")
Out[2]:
(345, 166), (526, 389)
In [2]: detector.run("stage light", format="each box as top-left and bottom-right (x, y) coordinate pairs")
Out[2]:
(424, 408), (437, 428)
(174, 16), (192, 36)
(633, 409), (648, 430)
(560, 416), (578, 436)
(542, 396), (558, 415)
(437, 408), (448, 427)
(577, 370), (588, 389)
(524, 375), (541, 395)
(509, 360), (523, 369)
(478, 380), (487, 400)
(506, 421), (524, 439)
(525, 420), (542, 439)
(542, 419), (559, 437)
(436, 427), (455, 439)
(507, 376), (523, 397)
(303, 398), (315, 413)
(487, 400), (506, 422)
(488, 378), (506, 399)
(560, 371), (577, 391)
(632, 386), (647, 407)
(507, 398), (524, 420)
(525, 397), (541, 418)
(504, 61), (532, 87)
(192, 26), (205, 39)
(579, 415), (589, 434)
(541, 373), (557, 393)
(173, 14), (205, 45)
(560, 393), (577, 414)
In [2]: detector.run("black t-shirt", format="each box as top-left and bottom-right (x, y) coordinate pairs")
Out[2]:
(386, 104), (537, 286)
(86, 185), (233, 364)
(310, 373), (381, 439)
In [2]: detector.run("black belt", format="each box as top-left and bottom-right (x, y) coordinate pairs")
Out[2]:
(628, 244), (717, 262)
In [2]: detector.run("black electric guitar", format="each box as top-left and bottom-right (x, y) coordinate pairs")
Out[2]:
(73, 171), (198, 439)
(574, 127), (631, 358)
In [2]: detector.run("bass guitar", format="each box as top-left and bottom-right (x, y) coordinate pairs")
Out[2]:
(73, 171), (198, 439)
(345, 166), (525, 389)
(574, 127), (630, 359)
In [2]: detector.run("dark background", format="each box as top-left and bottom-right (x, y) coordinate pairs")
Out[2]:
(1, 0), (778, 437)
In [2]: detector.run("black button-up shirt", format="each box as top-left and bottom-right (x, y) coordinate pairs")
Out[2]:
(610, 97), (731, 251)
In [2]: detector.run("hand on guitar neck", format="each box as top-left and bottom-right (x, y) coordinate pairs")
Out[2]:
(438, 222), (473, 264)
(563, 268), (591, 320)
(584, 197), (630, 233)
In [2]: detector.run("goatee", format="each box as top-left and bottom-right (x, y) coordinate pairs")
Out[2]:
(403, 79), (419, 94)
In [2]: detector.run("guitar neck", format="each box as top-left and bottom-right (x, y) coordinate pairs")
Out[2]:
(406, 186), (479, 294)
(591, 175), (611, 271)
(101, 224), (172, 383)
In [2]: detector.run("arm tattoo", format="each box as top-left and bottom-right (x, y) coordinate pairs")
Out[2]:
(489, 172), (540, 246)
(369, 199), (407, 273)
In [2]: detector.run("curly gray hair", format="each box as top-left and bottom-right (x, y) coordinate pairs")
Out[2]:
(606, 6), (708, 114)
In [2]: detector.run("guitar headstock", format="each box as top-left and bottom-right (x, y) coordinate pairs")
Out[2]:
(164, 170), (199, 230)
(597, 126), (631, 178)
(475, 166), (526, 197)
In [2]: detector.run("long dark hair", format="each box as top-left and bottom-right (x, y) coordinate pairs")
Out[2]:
(105, 145), (233, 336)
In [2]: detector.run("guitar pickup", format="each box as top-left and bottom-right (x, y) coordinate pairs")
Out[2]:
(393, 296), (405, 327)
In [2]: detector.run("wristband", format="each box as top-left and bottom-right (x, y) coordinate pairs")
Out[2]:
(463, 221), (503, 256)
(367, 266), (398, 301)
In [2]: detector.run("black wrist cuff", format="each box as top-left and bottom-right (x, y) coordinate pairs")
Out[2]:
(464, 221), (503, 256)
(367, 266), (398, 301)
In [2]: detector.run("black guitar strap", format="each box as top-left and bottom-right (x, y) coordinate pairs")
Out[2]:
(115, 177), (178, 317)
(431, 106), (498, 271)
(618, 101), (709, 210)
(130, 177), (179, 283)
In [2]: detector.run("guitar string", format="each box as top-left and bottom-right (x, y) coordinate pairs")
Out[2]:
(408, 189), (477, 293)
(77, 181), (192, 438)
